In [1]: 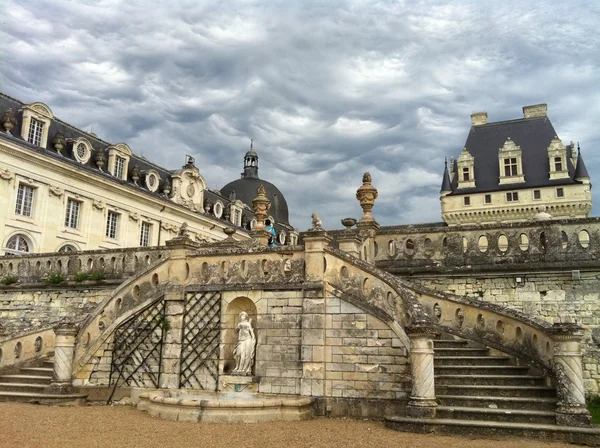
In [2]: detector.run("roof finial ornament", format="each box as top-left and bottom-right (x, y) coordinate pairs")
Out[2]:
(250, 138), (253, 150)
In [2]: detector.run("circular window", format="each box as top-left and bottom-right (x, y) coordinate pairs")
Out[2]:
(214, 202), (223, 218)
(74, 140), (91, 163)
(145, 171), (160, 192)
(498, 235), (509, 252)
(5, 234), (30, 254)
(578, 230), (590, 248)
(278, 231), (286, 245)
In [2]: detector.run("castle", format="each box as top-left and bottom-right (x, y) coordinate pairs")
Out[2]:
(0, 93), (598, 443)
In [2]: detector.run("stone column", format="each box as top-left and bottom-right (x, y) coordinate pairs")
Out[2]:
(549, 323), (592, 427)
(405, 321), (437, 418)
(49, 323), (79, 392)
(159, 287), (186, 389)
(303, 230), (331, 282)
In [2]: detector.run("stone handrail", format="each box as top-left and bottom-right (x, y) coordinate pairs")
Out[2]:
(0, 325), (57, 371)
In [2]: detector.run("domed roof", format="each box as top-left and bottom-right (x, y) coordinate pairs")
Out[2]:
(220, 146), (290, 225)
(221, 177), (289, 225)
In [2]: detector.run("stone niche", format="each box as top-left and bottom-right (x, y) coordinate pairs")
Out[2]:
(220, 296), (257, 375)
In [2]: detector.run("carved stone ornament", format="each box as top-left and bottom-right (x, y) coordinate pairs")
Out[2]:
(204, 199), (213, 213)
(49, 185), (64, 198)
(162, 179), (172, 196)
(94, 150), (106, 171)
(129, 212), (140, 222)
(0, 168), (14, 181)
(52, 132), (66, 154)
(178, 222), (190, 237)
(92, 200), (106, 211)
(131, 165), (141, 185)
(186, 183), (196, 198)
(311, 212), (323, 230)
(499, 137), (521, 154)
(356, 172), (378, 223)
(251, 184), (271, 228)
(232, 311), (256, 376)
(2, 108), (16, 134)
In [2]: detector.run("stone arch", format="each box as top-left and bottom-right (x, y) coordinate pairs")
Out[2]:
(221, 297), (258, 375)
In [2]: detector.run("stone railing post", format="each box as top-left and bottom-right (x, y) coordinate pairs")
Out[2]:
(405, 321), (438, 418)
(337, 232), (361, 258)
(303, 229), (331, 282)
(548, 323), (592, 427)
(49, 323), (79, 392)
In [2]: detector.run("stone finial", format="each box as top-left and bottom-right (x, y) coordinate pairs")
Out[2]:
(94, 150), (106, 171)
(533, 205), (552, 221)
(52, 132), (66, 154)
(356, 172), (378, 223)
(252, 184), (271, 229)
(131, 165), (141, 185)
(2, 108), (16, 134)
(311, 212), (323, 231)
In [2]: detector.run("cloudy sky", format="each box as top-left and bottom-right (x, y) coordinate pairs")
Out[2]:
(2, 0), (599, 230)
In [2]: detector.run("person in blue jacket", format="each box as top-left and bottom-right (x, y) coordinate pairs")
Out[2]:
(265, 219), (277, 247)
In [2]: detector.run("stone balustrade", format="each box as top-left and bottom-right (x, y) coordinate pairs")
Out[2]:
(0, 246), (169, 283)
(0, 326), (55, 371)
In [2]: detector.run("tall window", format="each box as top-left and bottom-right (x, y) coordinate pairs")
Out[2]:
(114, 156), (126, 179)
(554, 157), (563, 172)
(484, 194), (492, 204)
(463, 196), (471, 206)
(140, 222), (151, 247)
(65, 199), (81, 229)
(534, 190), (541, 200)
(5, 234), (30, 254)
(462, 167), (470, 181)
(504, 158), (518, 176)
(234, 209), (241, 226)
(27, 119), (44, 146)
(15, 184), (34, 217)
(557, 187), (564, 198)
(106, 211), (119, 239)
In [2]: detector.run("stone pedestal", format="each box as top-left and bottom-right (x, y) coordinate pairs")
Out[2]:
(219, 375), (259, 393)
(48, 323), (78, 392)
(549, 323), (592, 427)
(405, 322), (437, 418)
(337, 232), (361, 258)
(303, 230), (331, 282)
(250, 229), (271, 247)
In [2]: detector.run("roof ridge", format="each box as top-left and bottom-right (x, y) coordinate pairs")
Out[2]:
(473, 116), (548, 128)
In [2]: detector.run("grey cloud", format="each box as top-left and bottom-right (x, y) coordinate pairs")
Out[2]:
(1, 0), (599, 230)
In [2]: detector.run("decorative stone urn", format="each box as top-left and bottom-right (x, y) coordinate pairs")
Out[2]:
(131, 165), (141, 185)
(95, 150), (106, 171)
(2, 108), (16, 134)
(251, 184), (271, 229)
(52, 132), (66, 154)
(356, 172), (378, 223)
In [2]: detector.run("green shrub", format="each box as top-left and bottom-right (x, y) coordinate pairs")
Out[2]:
(589, 396), (600, 424)
(90, 271), (105, 281)
(0, 275), (18, 285)
(47, 273), (65, 284)
(73, 272), (90, 282)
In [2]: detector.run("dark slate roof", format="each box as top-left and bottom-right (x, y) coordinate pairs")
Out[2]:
(450, 116), (579, 195)
(440, 160), (452, 193)
(574, 148), (590, 180)
(220, 177), (290, 225)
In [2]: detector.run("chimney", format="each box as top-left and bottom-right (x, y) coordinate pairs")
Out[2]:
(471, 111), (488, 126)
(523, 104), (547, 118)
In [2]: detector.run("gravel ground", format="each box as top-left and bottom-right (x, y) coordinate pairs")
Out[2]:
(0, 403), (576, 448)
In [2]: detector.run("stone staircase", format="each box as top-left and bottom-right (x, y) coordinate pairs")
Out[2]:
(0, 358), (86, 405)
(386, 336), (600, 445)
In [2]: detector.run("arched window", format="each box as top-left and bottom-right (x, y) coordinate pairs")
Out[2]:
(5, 234), (31, 255)
(58, 244), (77, 253)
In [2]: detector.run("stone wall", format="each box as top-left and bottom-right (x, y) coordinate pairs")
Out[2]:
(410, 272), (600, 395)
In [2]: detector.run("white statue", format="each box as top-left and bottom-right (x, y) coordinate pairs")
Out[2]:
(533, 205), (552, 221)
(232, 312), (256, 376)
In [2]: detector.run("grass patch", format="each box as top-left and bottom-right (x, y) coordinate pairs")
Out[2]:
(73, 272), (90, 282)
(0, 275), (18, 285)
(89, 271), (105, 281)
(47, 273), (65, 284)
(589, 396), (600, 424)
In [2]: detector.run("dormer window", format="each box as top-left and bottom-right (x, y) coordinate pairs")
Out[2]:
(144, 170), (161, 192)
(547, 137), (569, 180)
(107, 143), (132, 181)
(456, 148), (475, 189)
(498, 138), (525, 184)
(114, 156), (125, 178)
(28, 119), (44, 146)
(20, 102), (53, 148)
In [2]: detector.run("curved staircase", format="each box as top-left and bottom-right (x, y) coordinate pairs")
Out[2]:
(0, 357), (86, 405)
(386, 335), (600, 445)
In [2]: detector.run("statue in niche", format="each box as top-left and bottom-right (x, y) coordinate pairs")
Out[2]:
(232, 312), (256, 376)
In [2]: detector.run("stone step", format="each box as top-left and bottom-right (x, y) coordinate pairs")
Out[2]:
(0, 391), (86, 405)
(437, 385), (556, 398)
(437, 395), (557, 411)
(432, 340), (469, 348)
(18, 367), (54, 377)
(436, 405), (556, 425)
(42, 360), (54, 369)
(434, 365), (530, 375)
(434, 348), (490, 357)
(0, 375), (53, 385)
(435, 375), (547, 386)
(384, 416), (600, 446)
(0, 382), (49, 394)
(434, 356), (511, 366)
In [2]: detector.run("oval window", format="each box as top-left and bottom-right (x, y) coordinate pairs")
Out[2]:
(498, 235), (509, 252)
(519, 233), (529, 251)
(462, 236), (468, 253)
(478, 236), (488, 252)
(578, 230), (590, 249)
